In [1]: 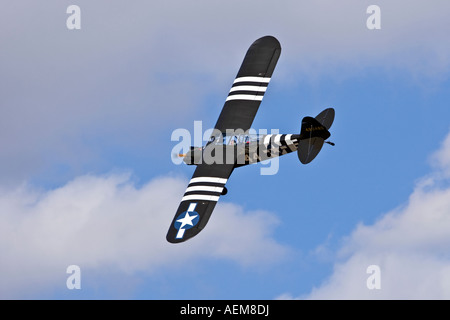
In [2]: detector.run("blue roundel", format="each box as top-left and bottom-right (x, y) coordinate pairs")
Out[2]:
(174, 209), (199, 231)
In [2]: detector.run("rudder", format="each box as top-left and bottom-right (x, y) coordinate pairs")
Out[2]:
(297, 108), (334, 164)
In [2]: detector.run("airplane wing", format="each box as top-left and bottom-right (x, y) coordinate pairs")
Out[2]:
(167, 36), (281, 243)
(166, 163), (234, 243)
(214, 35), (281, 133)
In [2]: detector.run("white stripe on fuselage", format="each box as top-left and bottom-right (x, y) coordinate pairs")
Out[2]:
(263, 134), (272, 147)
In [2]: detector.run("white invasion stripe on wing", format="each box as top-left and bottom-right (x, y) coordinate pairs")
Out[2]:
(189, 177), (227, 185)
(233, 76), (271, 84)
(181, 194), (220, 202)
(185, 186), (224, 193)
(229, 85), (267, 93)
(226, 94), (264, 102)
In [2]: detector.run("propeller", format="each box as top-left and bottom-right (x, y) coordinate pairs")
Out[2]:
(171, 152), (186, 162)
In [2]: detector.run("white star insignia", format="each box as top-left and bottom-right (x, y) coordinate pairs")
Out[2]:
(176, 211), (198, 229)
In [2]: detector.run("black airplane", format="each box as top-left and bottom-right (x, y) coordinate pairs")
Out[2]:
(167, 36), (335, 243)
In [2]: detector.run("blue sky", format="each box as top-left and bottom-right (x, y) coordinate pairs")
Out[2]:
(2, 1), (450, 299)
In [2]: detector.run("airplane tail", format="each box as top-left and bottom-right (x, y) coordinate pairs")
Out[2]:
(298, 108), (335, 164)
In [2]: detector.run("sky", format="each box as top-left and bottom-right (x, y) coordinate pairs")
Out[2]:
(1, 0), (450, 299)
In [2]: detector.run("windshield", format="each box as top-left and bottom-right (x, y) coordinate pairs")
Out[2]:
(209, 134), (259, 145)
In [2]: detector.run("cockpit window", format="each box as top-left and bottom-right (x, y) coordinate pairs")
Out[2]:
(210, 134), (258, 145)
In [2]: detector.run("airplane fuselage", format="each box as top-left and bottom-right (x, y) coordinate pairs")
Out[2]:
(183, 133), (300, 167)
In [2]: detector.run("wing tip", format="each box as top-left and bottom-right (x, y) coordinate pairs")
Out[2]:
(252, 35), (281, 50)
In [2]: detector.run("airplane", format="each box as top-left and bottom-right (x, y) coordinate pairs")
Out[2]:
(167, 35), (335, 243)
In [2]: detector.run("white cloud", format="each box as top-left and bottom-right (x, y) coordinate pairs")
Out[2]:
(279, 131), (450, 299)
(430, 131), (450, 178)
(0, 173), (288, 298)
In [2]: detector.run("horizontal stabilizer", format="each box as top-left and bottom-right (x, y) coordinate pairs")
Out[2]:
(315, 108), (335, 130)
